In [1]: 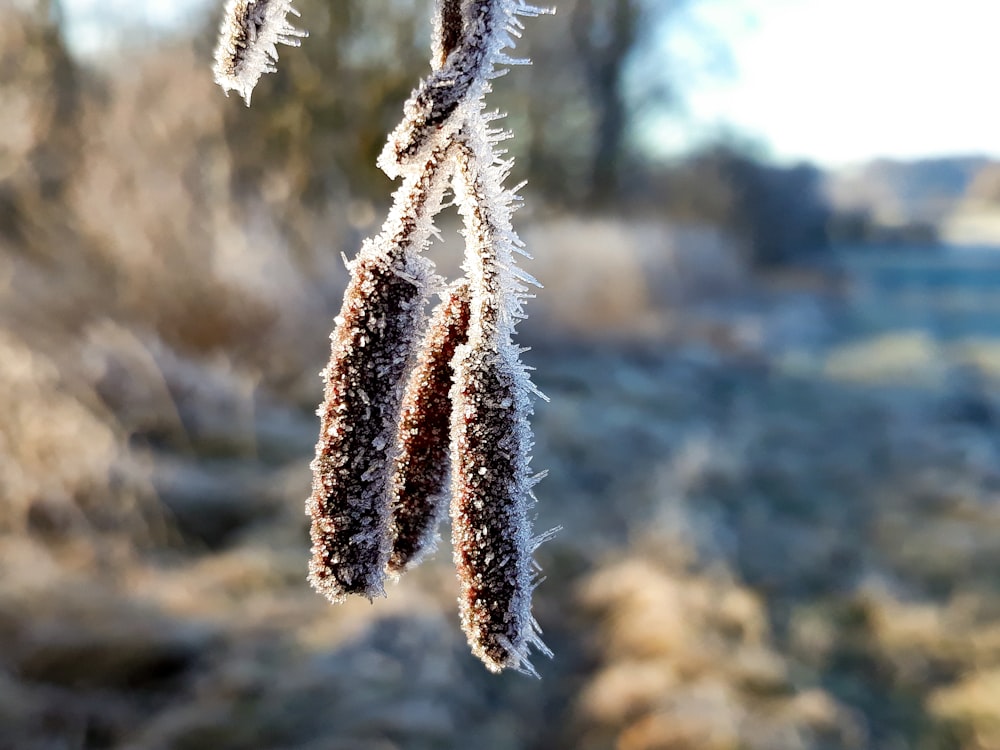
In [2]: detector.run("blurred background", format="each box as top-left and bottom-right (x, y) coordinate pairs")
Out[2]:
(3, 0), (1000, 747)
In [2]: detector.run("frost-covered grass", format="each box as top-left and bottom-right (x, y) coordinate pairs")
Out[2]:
(3, 324), (1000, 748)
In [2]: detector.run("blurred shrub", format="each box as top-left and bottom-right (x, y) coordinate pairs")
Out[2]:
(522, 218), (744, 339)
(657, 144), (833, 268)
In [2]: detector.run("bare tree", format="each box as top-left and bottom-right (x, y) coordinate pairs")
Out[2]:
(570, 0), (688, 204)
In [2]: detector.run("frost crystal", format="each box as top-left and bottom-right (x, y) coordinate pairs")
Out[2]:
(213, 0), (307, 106)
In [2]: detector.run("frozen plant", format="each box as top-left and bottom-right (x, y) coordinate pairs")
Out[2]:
(213, 0), (307, 106)
(388, 279), (472, 577)
(213, 0), (553, 675)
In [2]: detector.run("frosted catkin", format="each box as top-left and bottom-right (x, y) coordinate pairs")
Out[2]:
(387, 281), (472, 576)
(307, 152), (453, 602)
(449, 132), (550, 675)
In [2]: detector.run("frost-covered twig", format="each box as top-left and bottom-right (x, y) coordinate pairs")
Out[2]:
(379, 0), (549, 178)
(378, 0), (499, 178)
(432, 0), (467, 70)
(213, 0), (306, 105)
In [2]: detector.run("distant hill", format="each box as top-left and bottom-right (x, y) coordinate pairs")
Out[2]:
(824, 156), (996, 228)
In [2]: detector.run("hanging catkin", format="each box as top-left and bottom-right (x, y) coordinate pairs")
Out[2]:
(387, 281), (471, 576)
(213, 0), (554, 674)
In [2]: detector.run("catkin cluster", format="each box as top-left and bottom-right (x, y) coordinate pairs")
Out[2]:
(214, 0), (552, 675)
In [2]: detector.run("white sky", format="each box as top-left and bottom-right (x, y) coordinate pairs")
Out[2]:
(62, 0), (1000, 167)
(664, 0), (1000, 166)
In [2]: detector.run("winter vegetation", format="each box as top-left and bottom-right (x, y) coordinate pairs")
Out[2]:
(289, 0), (554, 673)
(3, 1), (1000, 748)
(213, 0), (307, 105)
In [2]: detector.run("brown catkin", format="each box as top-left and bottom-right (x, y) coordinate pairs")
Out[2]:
(449, 136), (549, 675)
(213, 0), (306, 105)
(387, 281), (471, 576)
(308, 154), (451, 603)
(451, 339), (540, 673)
(308, 256), (424, 601)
